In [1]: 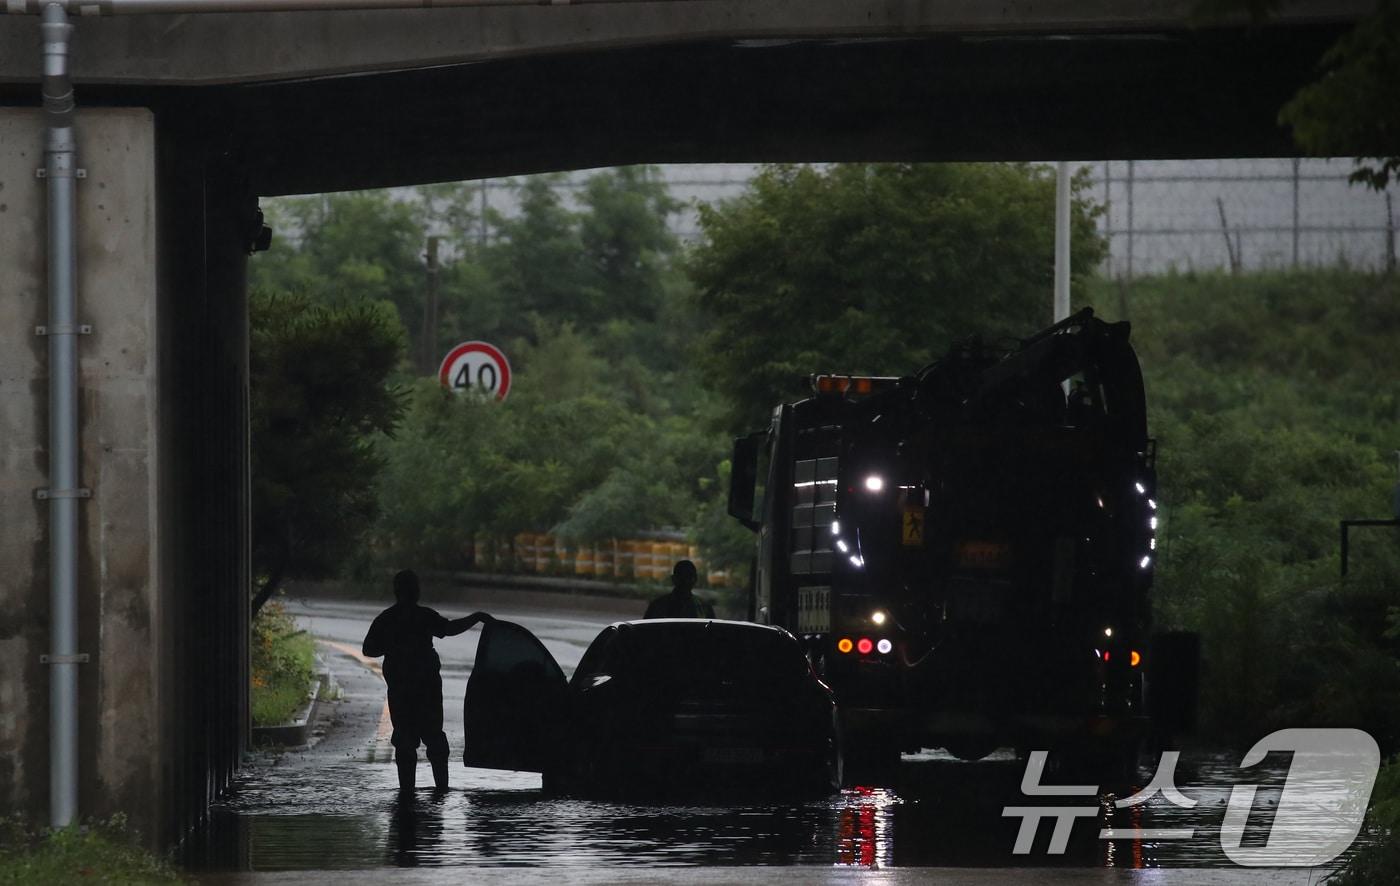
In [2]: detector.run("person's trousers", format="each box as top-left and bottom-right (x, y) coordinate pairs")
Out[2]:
(386, 673), (449, 764)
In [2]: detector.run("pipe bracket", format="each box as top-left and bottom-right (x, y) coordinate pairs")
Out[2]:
(35, 324), (92, 336)
(36, 488), (91, 500)
(35, 168), (86, 179)
(40, 654), (89, 665)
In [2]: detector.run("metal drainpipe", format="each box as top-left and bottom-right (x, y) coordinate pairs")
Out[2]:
(40, 0), (82, 830)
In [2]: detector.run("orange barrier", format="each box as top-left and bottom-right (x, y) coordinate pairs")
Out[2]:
(461, 532), (738, 587)
(533, 534), (553, 573)
(575, 544), (595, 576)
(553, 537), (573, 574)
(595, 542), (615, 578)
(515, 532), (536, 573)
(615, 540), (636, 579)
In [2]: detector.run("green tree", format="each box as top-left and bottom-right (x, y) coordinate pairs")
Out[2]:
(1194, 0), (1400, 189)
(553, 415), (727, 541)
(1280, 1), (1400, 190)
(374, 325), (642, 567)
(481, 175), (590, 338)
(578, 166), (682, 323)
(250, 290), (406, 615)
(688, 163), (1106, 429)
(253, 190), (431, 363)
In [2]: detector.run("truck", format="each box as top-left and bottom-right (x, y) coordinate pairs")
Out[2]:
(727, 307), (1196, 773)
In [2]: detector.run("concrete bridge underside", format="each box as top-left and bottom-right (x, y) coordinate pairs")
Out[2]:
(0, 1), (1376, 193)
(0, 0), (1381, 850)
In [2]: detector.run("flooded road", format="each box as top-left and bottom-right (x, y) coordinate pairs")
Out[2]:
(183, 594), (1367, 877)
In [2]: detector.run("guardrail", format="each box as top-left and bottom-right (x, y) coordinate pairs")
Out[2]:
(465, 533), (743, 588)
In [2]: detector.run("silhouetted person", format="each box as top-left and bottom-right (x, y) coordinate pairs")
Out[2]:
(643, 560), (715, 619)
(362, 569), (491, 792)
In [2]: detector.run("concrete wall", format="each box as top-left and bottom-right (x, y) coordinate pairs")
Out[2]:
(0, 106), (163, 832)
(0, 106), (251, 846)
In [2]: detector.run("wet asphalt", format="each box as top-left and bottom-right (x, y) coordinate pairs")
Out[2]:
(181, 592), (1365, 884)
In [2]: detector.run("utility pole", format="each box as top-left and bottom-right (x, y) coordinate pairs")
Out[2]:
(1054, 161), (1071, 324)
(421, 236), (440, 376)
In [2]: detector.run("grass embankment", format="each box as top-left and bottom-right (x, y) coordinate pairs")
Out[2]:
(0, 816), (184, 885)
(1083, 270), (1400, 750)
(252, 601), (317, 726)
(1329, 757), (1400, 885)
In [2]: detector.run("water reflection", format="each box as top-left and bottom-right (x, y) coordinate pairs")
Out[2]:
(834, 786), (898, 867)
(183, 748), (1368, 871)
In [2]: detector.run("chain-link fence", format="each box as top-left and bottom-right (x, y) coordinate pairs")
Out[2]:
(471, 159), (1398, 276)
(1095, 159), (1397, 277)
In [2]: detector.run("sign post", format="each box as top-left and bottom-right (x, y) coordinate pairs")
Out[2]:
(439, 340), (511, 401)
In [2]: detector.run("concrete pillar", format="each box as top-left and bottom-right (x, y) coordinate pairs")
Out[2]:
(0, 105), (250, 846)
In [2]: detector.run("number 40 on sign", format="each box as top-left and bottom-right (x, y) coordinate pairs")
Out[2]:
(438, 341), (512, 402)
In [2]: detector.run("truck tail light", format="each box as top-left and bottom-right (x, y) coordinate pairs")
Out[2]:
(837, 638), (854, 654)
(856, 638), (874, 655)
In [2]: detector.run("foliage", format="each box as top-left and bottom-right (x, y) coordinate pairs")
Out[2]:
(1372, 756), (1400, 832)
(1327, 756), (1400, 886)
(251, 602), (318, 727)
(254, 191), (430, 340)
(1327, 840), (1400, 886)
(1279, 1), (1400, 190)
(282, 169), (727, 571)
(688, 163), (1106, 430)
(249, 289), (406, 614)
(373, 321), (730, 567)
(253, 166), (1400, 754)
(1086, 269), (1400, 748)
(0, 815), (184, 885)
(1194, 0), (1400, 190)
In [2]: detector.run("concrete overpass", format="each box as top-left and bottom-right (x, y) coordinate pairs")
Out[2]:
(0, 0), (1376, 849)
(0, 1), (1376, 193)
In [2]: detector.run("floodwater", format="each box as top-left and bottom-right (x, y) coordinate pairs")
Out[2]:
(181, 596), (1372, 874)
(185, 747), (1316, 871)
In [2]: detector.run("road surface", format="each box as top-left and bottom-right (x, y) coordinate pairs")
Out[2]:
(182, 591), (1361, 884)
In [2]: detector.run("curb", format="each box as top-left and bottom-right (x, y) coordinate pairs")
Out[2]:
(251, 667), (332, 747)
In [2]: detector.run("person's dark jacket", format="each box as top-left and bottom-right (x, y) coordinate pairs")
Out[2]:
(643, 591), (716, 619)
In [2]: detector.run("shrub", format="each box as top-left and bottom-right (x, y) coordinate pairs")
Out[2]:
(251, 601), (317, 726)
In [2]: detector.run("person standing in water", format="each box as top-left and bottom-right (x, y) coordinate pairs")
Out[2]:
(362, 569), (492, 792)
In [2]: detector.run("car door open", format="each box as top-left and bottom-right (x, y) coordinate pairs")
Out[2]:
(463, 619), (569, 773)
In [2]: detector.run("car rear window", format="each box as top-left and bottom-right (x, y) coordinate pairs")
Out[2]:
(619, 624), (809, 691)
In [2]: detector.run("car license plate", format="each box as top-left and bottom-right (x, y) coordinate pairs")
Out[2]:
(702, 747), (764, 765)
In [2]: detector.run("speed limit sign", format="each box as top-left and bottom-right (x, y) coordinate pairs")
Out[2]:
(438, 341), (512, 401)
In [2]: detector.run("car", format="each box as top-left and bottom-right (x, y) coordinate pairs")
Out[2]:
(463, 618), (842, 799)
